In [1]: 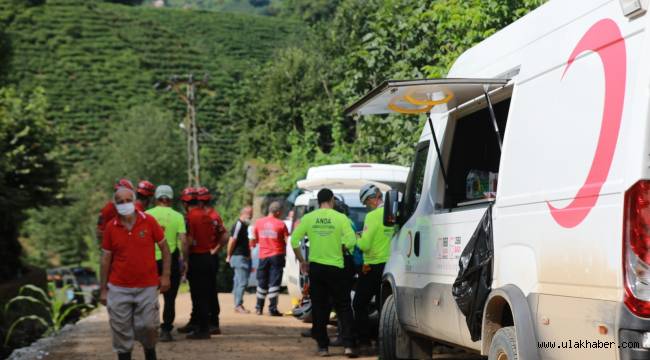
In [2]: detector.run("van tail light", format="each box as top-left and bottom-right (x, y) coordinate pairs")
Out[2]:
(624, 180), (650, 317)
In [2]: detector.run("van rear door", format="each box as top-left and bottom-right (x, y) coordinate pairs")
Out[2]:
(346, 78), (510, 344)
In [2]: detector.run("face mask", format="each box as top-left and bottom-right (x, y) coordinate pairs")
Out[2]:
(116, 202), (135, 216)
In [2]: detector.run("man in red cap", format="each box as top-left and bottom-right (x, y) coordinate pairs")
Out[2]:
(197, 187), (227, 334)
(177, 187), (199, 334)
(99, 183), (171, 360)
(136, 180), (156, 211)
(96, 179), (134, 245)
(182, 187), (225, 339)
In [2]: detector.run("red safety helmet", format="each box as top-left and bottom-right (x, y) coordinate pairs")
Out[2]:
(137, 180), (156, 197)
(180, 187), (197, 202)
(196, 187), (212, 202)
(113, 178), (134, 191)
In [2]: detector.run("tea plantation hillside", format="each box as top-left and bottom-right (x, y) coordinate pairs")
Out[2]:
(148, 0), (280, 15)
(0, 0), (301, 175)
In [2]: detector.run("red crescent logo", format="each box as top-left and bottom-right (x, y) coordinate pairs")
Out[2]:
(547, 19), (626, 228)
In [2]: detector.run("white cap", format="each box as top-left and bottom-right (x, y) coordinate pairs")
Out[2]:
(155, 185), (173, 200)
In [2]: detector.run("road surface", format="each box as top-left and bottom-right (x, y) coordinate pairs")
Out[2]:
(42, 292), (481, 360)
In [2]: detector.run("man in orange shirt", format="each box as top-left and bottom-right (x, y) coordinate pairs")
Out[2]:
(251, 201), (289, 316)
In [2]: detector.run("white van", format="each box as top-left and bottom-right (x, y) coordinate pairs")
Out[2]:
(285, 164), (409, 304)
(344, 1), (650, 359)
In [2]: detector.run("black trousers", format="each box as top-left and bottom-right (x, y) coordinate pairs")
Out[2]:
(209, 254), (221, 328)
(156, 250), (181, 332)
(256, 254), (285, 312)
(309, 262), (354, 348)
(353, 263), (385, 344)
(188, 252), (216, 333)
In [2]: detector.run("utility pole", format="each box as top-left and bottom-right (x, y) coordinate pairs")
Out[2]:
(155, 74), (208, 188)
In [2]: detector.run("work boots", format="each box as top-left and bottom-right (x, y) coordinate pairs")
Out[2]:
(144, 348), (157, 360)
(268, 297), (282, 316)
(117, 352), (131, 360)
(256, 298), (265, 315)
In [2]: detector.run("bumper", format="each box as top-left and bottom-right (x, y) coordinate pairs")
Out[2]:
(618, 303), (650, 360)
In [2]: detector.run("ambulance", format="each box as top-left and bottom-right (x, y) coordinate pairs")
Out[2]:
(344, 1), (650, 359)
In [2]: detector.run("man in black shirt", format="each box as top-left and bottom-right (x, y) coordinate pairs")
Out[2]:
(226, 206), (253, 314)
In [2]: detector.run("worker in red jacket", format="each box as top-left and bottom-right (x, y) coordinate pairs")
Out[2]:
(197, 187), (227, 334)
(183, 188), (222, 339)
(251, 201), (289, 316)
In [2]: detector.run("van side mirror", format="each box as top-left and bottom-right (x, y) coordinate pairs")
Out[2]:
(383, 189), (400, 227)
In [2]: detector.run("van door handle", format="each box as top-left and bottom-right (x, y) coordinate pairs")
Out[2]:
(414, 231), (421, 257)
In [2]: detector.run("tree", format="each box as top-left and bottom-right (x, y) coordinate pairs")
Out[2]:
(22, 104), (185, 267)
(0, 87), (60, 281)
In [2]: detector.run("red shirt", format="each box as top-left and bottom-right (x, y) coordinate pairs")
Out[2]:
(98, 201), (145, 232)
(253, 215), (289, 259)
(205, 207), (227, 244)
(187, 207), (217, 254)
(102, 211), (164, 288)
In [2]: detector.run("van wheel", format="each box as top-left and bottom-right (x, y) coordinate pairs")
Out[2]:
(489, 326), (518, 360)
(379, 294), (400, 360)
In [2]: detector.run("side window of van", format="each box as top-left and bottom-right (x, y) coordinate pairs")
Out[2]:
(444, 96), (511, 208)
(402, 141), (430, 221)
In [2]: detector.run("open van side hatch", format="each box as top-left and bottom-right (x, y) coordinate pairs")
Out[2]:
(344, 78), (509, 190)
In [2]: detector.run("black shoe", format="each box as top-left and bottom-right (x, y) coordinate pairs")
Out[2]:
(209, 325), (221, 335)
(300, 329), (312, 338)
(144, 348), (157, 360)
(255, 309), (263, 315)
(357, 342), (375, 356)
(186, 331), (211, 340)
(177, 323), (196, 334)
(159, 330), (173, 342)
(317, 347), (329, 357)
(117, 352), (132, 360)
(269, 310), (283, 317)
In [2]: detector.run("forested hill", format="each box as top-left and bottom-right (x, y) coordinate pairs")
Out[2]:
(0, 0), (301, 172)
(0, 0), (545, 273)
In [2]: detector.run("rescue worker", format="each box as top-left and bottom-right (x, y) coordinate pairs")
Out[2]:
(331, 197), (357, 347)
(197, 186), (227, 334)
(291, 189), (357, 358)
(251, 201), (289, 316)
(177, 187), (198, 335)
(226, 206), (254, 314)
(354, 184), (394, 352)
(185, 188), (219, 339)
(145, 185), (187, 342)
(99, 184), (171, 360)
(136, 180), (156, 211)
(97, 179), (134, 244)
